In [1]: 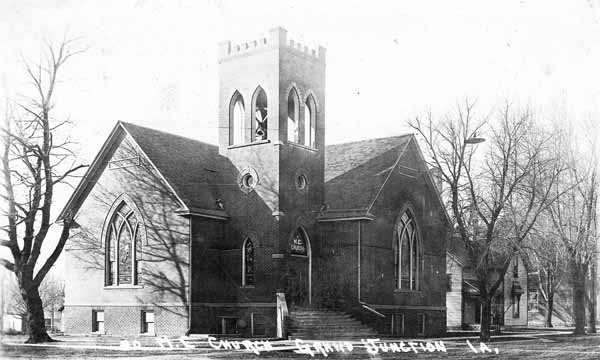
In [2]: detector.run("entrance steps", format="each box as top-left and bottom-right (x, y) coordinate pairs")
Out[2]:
(288, 307), (378, 340)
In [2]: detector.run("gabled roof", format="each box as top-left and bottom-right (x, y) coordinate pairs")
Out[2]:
(325, 135), (412, 183)
(322, 134), (451, 225)
(120, 122), (236, 212)
(322, 135), (412, 211)
(58, 122), (234, 222)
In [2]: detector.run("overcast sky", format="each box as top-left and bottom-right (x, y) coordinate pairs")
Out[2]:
(1, 0), (600, 276)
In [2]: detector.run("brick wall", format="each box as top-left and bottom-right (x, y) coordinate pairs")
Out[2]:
(313, 142), (450, 337)
(64, 135), (190, 336)
(63, 305), (187, 336)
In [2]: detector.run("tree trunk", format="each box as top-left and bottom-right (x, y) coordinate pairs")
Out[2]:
(588, 264), (597, 333)
(572, 263), (587, 335)
(22, 286), (53, 343)
(479, 293), (492, 342)
(545, 290), (554, 328)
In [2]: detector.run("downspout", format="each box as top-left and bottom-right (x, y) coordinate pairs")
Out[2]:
(187, 216), (193, 335)
(358, 221), (361, 302)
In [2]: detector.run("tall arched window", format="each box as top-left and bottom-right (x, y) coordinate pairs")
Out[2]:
(242, 238), (255, 286)
(252, 87), (268, 141)
(106, 200), (144, 286)
(229, 91), (245, 145)
(287, 88), (299, 142)
(304, 95), (316, 148)
(395, 210), (419, 290)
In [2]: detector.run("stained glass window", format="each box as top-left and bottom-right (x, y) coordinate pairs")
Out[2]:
(243, 238), (255, 286)
(396, 210), (419, 290)
(106, 201), (143, 286)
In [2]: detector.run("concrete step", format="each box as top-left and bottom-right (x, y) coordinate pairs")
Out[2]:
(288, 307), (377, 340)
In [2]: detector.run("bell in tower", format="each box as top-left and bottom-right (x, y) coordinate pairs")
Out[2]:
(254, 87), (268, 141)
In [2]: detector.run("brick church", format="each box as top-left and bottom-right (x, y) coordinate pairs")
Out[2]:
(59, 27), (450, 339)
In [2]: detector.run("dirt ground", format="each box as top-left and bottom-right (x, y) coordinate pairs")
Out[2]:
(2, 332), (600, 359)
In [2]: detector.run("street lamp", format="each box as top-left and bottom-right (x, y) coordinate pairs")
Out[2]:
(465, 136), (486, 144)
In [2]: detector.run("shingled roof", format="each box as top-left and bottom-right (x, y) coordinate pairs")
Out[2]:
(58, 122), (237, 221)
(120, 122), (237, 212)
(324, 135), (413, 210)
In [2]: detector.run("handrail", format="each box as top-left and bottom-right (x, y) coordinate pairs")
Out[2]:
(359, 301), (386, 318)
(276, 293), (289, 338)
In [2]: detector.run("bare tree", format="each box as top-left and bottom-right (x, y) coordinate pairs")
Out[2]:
(546, 147), (597, 335)
(0, 40), (85, 343)
(525, 218), (568, 328)
(5, 275), (64, 322)
(408, 101), (564, 341)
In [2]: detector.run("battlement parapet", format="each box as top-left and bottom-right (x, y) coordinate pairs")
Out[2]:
(218, 27), (326, 63)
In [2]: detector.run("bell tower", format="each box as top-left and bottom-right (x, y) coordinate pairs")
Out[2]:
(218, 27), (326, 305)
(218, 27), (326, 214)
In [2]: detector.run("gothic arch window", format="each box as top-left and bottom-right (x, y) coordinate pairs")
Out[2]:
(252, 86), (268, 141)
(287, 88), (299, 143)
(242, 238), (254, 286)
(105, 199), (144, 286)
(304, 95), (316, 148)
(242, 238), (255, 286)
(229, 91), (245, 145)
(395, 210), (420, 290)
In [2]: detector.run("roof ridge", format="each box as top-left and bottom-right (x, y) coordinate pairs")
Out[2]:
(119, 121), (218, 149)
(326, 133), (413, 148)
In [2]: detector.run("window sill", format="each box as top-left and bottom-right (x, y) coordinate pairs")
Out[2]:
(240, 285), (255, 289)
(104, 285), (143, 289)
(394, 289), (422, 294)
(140, 333), (156, 336)
(284, 141), (319, 153)
(228, 140), (270, 149)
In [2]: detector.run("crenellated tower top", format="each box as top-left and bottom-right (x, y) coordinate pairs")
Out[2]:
(218, 27), (326, 64)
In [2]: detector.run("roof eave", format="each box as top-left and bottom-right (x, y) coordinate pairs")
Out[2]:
(175, 207), (230, 221)
(317, 209), (376, 223)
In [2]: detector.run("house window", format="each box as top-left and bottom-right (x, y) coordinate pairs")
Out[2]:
(221, 317), (239, 334)
(395, 210), (420, 290)
(252, 86), (268, 141)
(252, 313), (267, 336)
(92, 310), (104, 333)
(391, 313), (404, 336)
(230, 91), (245, 145)
(287, 88), (299, 142)
(417, 313), (426, 335)
(106, 200), (144, 286)
(528, 292), (538, 311)
(304, 95), (317, 148)
(141, 310), (155, 334)
(512, 296), (520, 318)
(242, 238), (255, 286)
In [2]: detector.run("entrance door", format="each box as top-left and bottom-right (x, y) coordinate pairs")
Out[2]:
(287, 257), (309, 306)
(285, 227), (312, 307)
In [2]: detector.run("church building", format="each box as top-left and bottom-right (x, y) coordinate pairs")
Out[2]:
(59, 27), (450, 339)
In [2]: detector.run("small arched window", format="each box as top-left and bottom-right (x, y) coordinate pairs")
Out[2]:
(287, 88), (299, 142)
(252, 87), (268, 141)
(395, 210), (420, 290)
(304, 95), (316, 148)
(242, 238), (255, 286)
(229, 92), (245, 145)
(106, 200), (144, 286)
